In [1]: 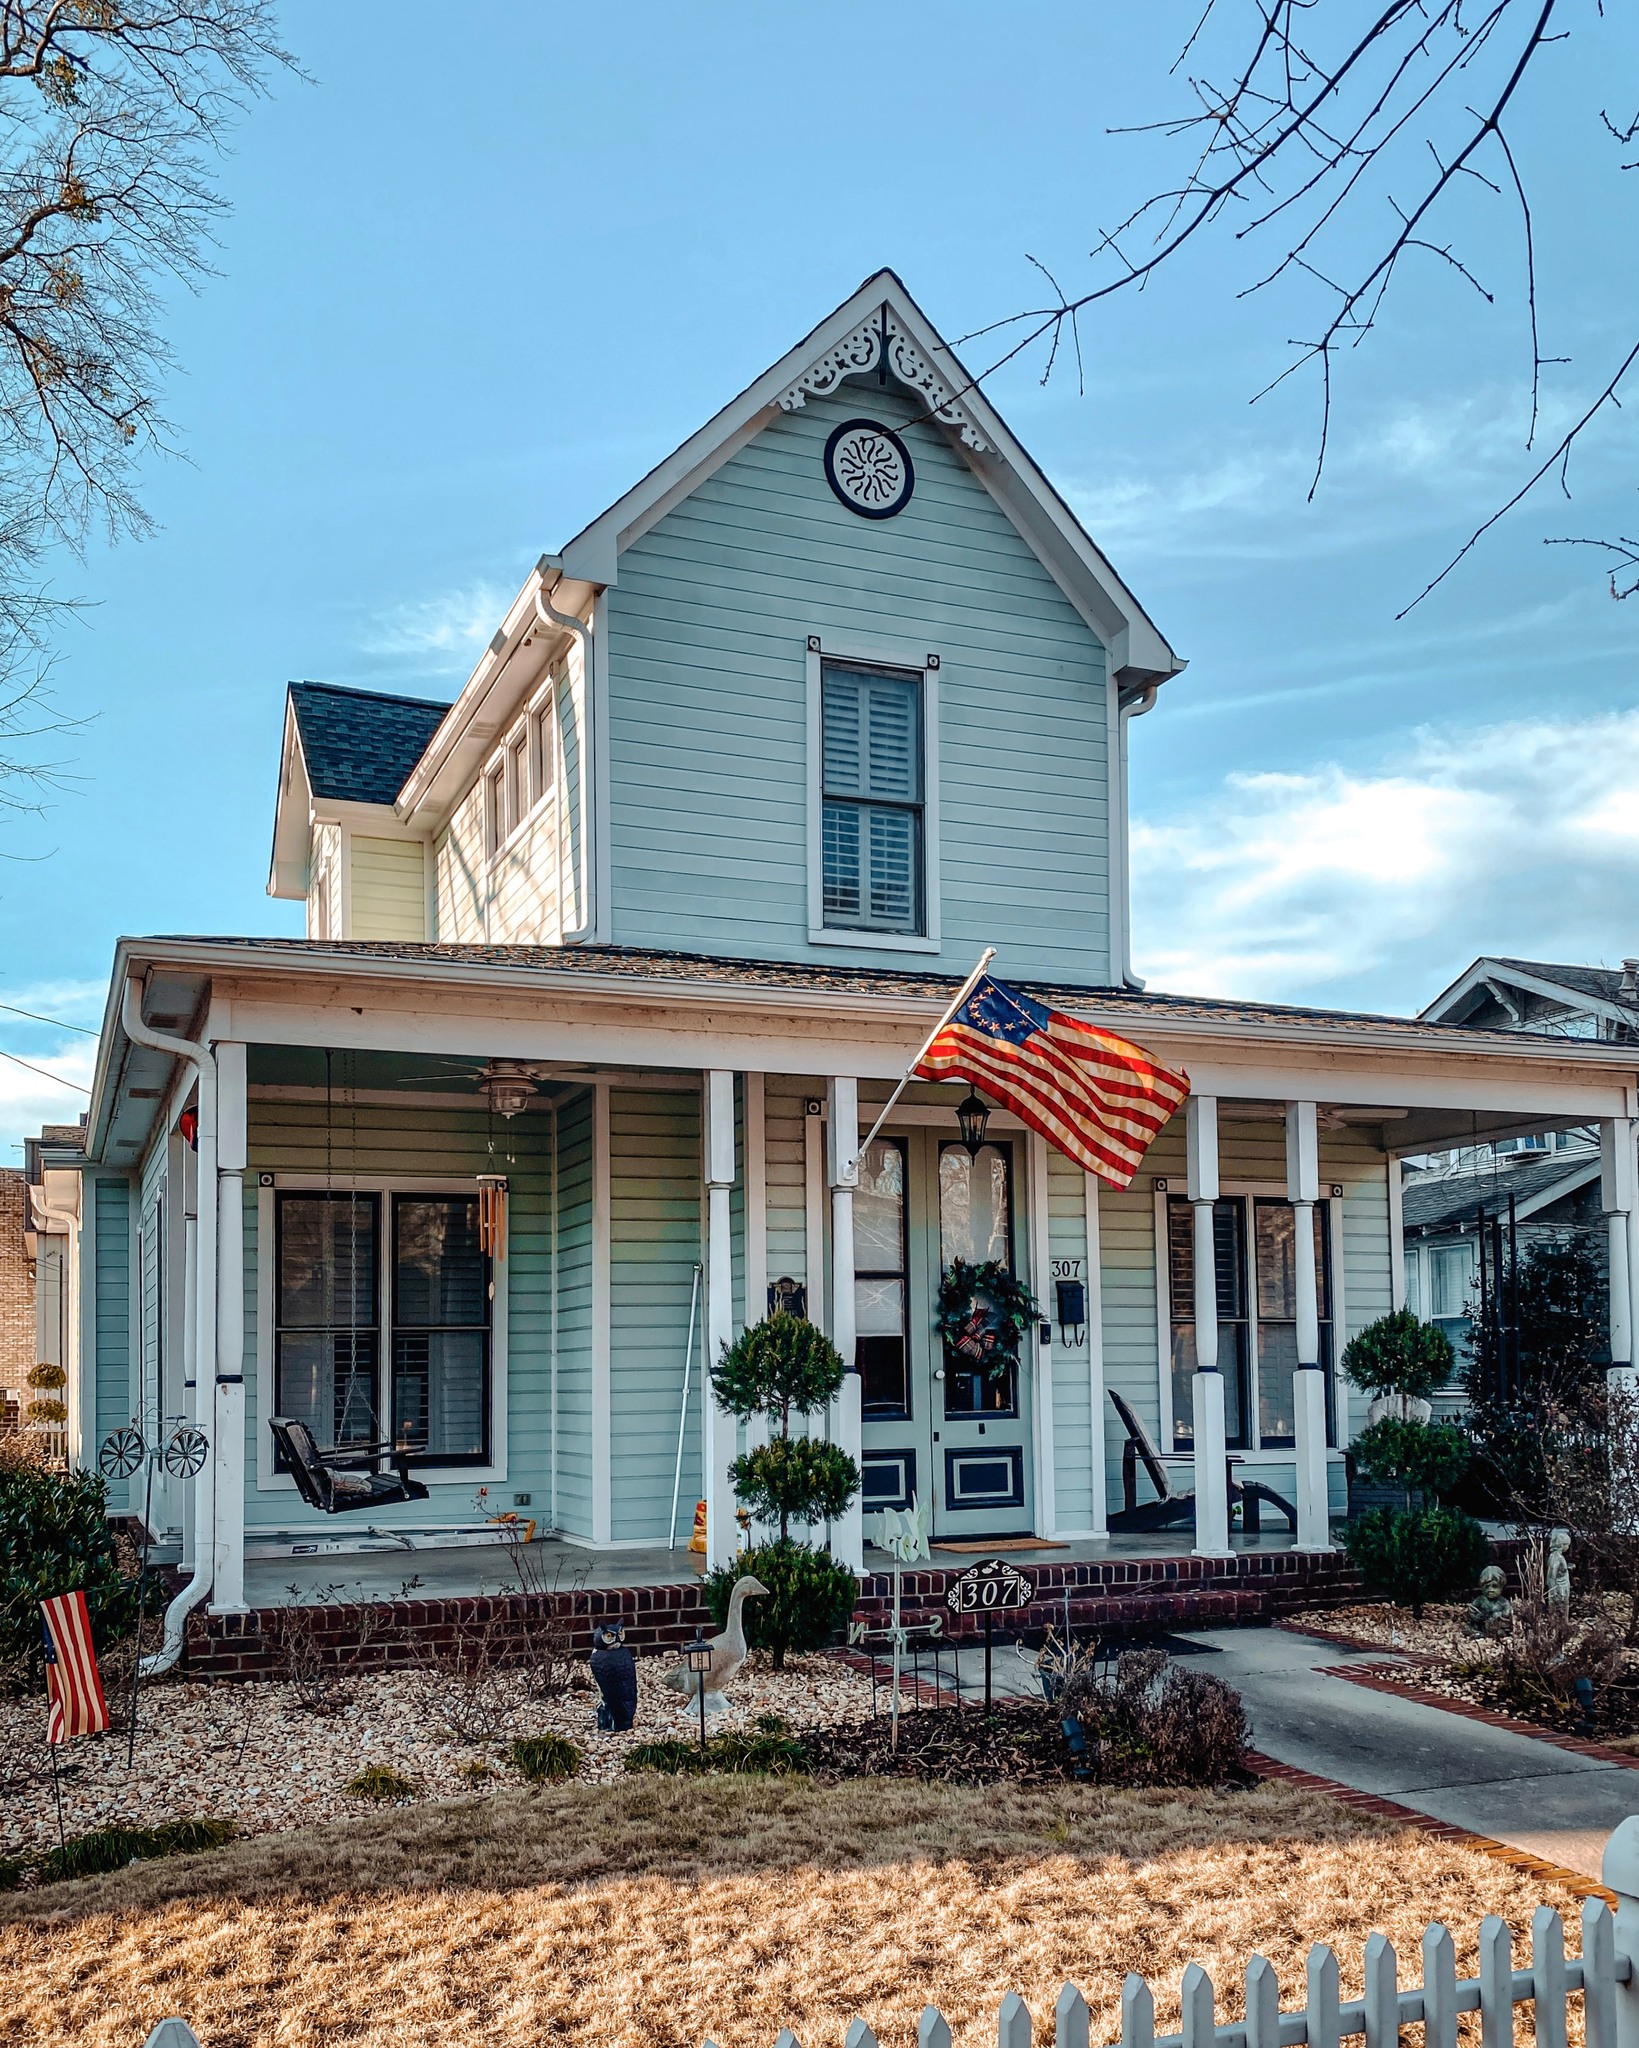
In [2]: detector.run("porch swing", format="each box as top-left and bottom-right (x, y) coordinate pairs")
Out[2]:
(269, 1049), (428, 1514)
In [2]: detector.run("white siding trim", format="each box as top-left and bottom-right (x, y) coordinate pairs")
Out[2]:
(804, 1097), (827, 1332)
(805, 635), (942, 953)
(1387, 1155), (1406, 1311)
(744, 1072), (767, 1325)
(1152, 1186), (1174, 1449)
(254, 1180), (277, 1492)
(591, 1078), (612, 1543)
(592, 590), (612, 944)
(337, 823), (353, 941)
(1084, 1171), (1109, 1537)
(1028, 1132), (1055, 1537)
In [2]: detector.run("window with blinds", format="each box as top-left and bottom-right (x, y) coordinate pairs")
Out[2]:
(821, 660), (924, 933)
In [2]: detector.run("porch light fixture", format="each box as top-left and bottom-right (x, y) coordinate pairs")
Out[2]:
(956, 1090), (991, 1158)
(682, 1629), (713, 1748)
(480, 1064), (537, 1119)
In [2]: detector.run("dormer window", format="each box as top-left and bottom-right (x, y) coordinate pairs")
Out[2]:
(820, 660), (924, 933)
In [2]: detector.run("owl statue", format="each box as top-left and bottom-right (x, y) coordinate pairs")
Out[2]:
(589, 1618), (638, 1732)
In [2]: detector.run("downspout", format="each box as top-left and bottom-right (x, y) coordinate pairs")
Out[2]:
(1117, 681), (1160, 990)
(121, 974), (218, 1676)
(535, 564), (594, 944)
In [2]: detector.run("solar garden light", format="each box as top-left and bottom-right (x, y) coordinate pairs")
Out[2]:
(682, 1630), (713, 1749)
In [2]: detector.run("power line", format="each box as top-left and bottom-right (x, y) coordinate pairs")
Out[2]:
(0, 1044), (89, 1094)
(0, 999), (97, 1036)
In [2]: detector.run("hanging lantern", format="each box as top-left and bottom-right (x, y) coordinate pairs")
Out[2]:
(480, 1063), (538, 1119)
(477, 1174), (509, 1259)
(956, 1090), (991, 1158)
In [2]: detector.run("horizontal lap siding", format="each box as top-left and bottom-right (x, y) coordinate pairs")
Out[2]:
(765, 1078), (812, 1291)
(554, 1091), (593, 1540)
(243, 1097), (554, 1528)
(350, 836), (426, 942)
(436, 785), (485, 942)
(609, 1089), (702, 1545)
(94, 1177), (132, 1514)
(606, 382), (1111, 982)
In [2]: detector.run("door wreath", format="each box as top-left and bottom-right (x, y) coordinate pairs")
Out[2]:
(935, 1259), (1041, 1379)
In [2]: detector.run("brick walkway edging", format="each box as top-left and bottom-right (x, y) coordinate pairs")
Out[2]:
(1243, 1749), (1615, 1905)
(1315, 1659), (1639, 1773)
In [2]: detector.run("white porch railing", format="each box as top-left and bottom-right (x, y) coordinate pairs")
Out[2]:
(141, 1816), (1639, 2048)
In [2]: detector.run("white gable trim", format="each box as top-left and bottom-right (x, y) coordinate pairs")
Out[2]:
(1422, 956), (1636, 1034)
(558, 268), (1182, 687)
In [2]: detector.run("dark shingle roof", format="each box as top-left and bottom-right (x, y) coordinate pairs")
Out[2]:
(1493, 958), (1639, 1014)
(1402, 1150), (1598, 1232)
(288, 682), (451, 806)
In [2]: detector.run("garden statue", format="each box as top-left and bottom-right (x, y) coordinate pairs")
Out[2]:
(1546, 1528), (1572, 1608)
(1464, 1565), (1513, 1639)
(662, 1574), (767, 1716)
(589, 1619), (638, 1732)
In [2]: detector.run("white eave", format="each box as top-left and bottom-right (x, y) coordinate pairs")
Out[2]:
(267, 697), (313, 900)
(1422, 956), (1639, 1034)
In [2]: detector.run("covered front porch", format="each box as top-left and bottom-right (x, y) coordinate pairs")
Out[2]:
(86, 939), (1639, 1664)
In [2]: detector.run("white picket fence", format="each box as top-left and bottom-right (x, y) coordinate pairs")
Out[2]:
(141, 1818), (1639, 2048)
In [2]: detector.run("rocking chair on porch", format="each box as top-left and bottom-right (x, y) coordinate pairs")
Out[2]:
(1106, 1389), (1297, 1536)
(269, 1417), (430, 1514)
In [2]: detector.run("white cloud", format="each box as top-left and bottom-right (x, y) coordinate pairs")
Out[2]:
(361, 579), (515, 665)
(0, 977), (103, 1158)
(1131, 709), (1639, 1011)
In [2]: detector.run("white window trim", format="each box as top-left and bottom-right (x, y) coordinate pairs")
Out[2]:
(483, 675), (562, 873)
(806, 632), (942, 953)
(254, 1173), (510, 1494)
(1152, 1176), (1345, 1462)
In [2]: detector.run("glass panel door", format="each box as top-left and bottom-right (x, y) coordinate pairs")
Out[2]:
(392, 1196), (491, 1463)
(275, 1192), (380, 1451)
(938, 1142), (1016, 1415)
(855, 1138), (909, 1418)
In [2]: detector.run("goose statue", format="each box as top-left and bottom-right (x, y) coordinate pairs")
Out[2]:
(664, 1574), (768, 1716)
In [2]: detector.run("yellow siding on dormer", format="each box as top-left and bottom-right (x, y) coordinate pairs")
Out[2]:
(351, 836), (426, 940)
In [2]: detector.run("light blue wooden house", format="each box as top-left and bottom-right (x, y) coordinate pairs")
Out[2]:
(52, 271), (1639, 1646)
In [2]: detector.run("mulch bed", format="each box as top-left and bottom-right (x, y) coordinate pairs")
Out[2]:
(803, 1702), (1075, 1782)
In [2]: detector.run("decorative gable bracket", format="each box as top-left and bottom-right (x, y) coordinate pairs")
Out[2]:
(777, 302), (991, 453)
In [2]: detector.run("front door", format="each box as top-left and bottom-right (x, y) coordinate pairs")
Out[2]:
(857, 1128), (1034, 1542)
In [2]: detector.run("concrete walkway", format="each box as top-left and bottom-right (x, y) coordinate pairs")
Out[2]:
(1195, 1625), (1639, 1881)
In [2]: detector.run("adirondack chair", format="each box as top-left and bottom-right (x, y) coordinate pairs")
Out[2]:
(269, 1416), (430, 1514)
(1106, 1389), (1297, 1536)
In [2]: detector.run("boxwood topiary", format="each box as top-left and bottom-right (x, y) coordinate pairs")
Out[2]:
(1343, 1503), (1489, 1617)
(705, 1536), (858, 1669)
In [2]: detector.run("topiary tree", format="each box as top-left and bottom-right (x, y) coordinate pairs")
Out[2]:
(1343, 1503), (1489, 1619)
(707, 1312), (861, 1666)
(1348, 1416), (1471, 1513)
(1341, 1309), (1454, 1413)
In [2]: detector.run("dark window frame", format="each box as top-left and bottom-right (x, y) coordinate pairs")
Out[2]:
(938, 1137), (1020, 1419)
(273, 1190), (383, 1459)
(855, 1134), (911, 1419)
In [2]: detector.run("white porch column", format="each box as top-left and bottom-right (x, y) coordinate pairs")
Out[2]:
(704, 1070), (739, 1568)
(1286, 1100), (1332, 1552)
(1084, 1172), (1109, 1539)
(190, 1054), (218, 1599)
(210, 1040), (248, 1615)
(1186, 1094), (1230, 1558)
(1603, 1118), (1638, 1382)
(828, 1075), (864, 1573)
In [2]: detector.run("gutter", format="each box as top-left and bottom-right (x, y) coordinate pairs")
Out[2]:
(121, 973), (218, 1676)
(534, 556), (595, 944)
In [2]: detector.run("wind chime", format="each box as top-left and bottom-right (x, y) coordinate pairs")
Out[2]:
(477, 1062), (535, 1260)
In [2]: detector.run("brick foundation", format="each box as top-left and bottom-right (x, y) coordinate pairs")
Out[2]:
(180, 1546), (1363, 1680)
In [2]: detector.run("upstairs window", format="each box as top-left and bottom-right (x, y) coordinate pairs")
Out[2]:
(821, 660), (923, 933)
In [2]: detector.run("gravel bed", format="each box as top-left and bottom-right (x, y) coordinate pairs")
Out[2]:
(1288, 1602), (1480, 1660)
(0, 1651), (875, 1854)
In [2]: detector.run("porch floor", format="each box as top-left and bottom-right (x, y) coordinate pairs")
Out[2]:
(238, 1523), (1331, 1611)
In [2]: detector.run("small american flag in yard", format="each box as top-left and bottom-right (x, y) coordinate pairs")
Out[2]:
(913, 973), (1189, 1188)
(41, 1590), (110, 1744)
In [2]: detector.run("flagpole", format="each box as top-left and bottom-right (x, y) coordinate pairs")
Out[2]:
(856, 947), (996, 1166)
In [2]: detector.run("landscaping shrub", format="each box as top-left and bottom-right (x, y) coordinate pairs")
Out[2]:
(343, 1763), (420, 1802)
(705, 1536), (858, 1667)
(510, 1732), (583, 1782)
(730, 1434), (859, 1532)
(1056, 1650), (1249, 1787)
(1343, 1504), (1489, 1617)
(31, 1817), (235, 1886)
(624, 1720), (809, 1777)
(0, 1463), (129, 1669)
(1349, 1416), (1471, 1509)
(1342, 1308), (1454, 1412)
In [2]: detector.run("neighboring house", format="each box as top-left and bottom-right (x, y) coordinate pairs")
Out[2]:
(24, 1123), (87, 1457)
(1400, 1142), (1604, 1413)
(1421, 956), (1639, 1043)
(49, 270), (1639, 1619)
(0, 1166), (31, 1430)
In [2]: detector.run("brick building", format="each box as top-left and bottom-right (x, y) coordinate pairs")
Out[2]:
(0, 1165), (32, 1425)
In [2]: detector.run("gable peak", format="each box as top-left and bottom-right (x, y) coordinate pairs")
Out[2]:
(777, 295), (990, 452)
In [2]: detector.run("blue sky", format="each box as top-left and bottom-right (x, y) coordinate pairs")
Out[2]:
(2, 1), (1637, 1149)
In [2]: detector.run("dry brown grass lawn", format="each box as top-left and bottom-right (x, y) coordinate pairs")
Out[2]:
(0, 1778), (1584, 2048)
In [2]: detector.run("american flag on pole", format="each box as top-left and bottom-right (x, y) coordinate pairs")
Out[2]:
(914, 973), (1189, 1189)
(40, 1590), (110, 1744)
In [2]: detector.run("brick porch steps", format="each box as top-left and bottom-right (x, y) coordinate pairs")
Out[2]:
(183, 1545), (1362, 1679)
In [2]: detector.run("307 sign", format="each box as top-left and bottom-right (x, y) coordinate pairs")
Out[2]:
(945, 1558), (1033, 1616)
